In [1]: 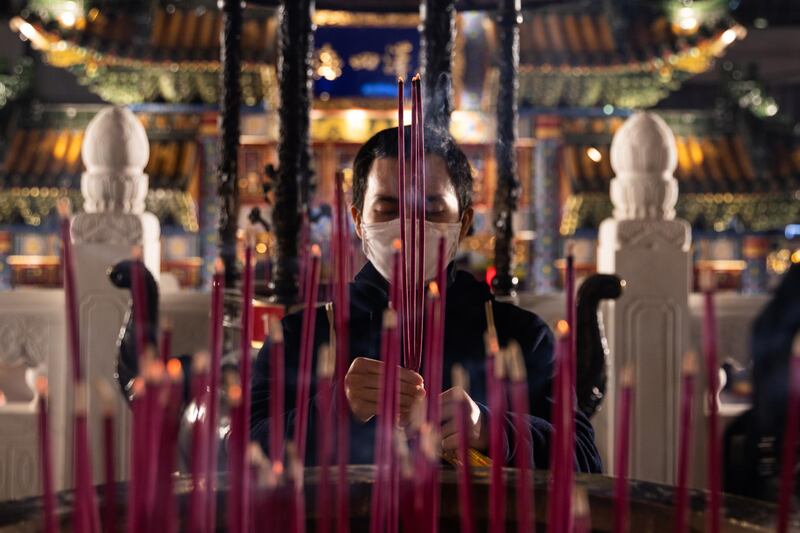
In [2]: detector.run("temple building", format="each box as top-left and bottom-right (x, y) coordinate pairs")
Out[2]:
(0, 0), (798, 530)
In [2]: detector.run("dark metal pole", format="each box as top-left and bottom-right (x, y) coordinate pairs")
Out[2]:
(420, 0), (456, 131)
(218, 0), (242, 288)
(271, 0), (315, 304)
(491, 0), (521, 296)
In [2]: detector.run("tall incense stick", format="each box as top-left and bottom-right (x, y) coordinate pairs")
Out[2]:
(613, 366), (634, 533)
(397, 77), (410, 371)
(206, 259), (225, 531)
(508, 343), (534, 533)
(487, 320), (506, 533)
(452, 364), (475, 533)
(675, 352), (697, 533)
(316, 345), (336, 533)
(56, 199), (81, 382)
(35, 377), (58, 533)
(549, 320), (571, 533)
(188, 353), (210, 533)
(563, 243), (576, 531)
(269, 317), (285, 467)
(226, 379), (244, 533)
(777, 333), (800, 533)
(96, 379), (117, 533)
(238, 230), (255, 533)
(699, 269), (721, 533)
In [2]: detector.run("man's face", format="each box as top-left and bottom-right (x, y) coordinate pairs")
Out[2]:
(351, 154), (473, 240)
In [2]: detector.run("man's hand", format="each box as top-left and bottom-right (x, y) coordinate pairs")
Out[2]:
(344, 357), (425, 425)
(440, 387), (488, 451)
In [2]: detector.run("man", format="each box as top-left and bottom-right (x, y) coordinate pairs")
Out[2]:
(250, 126), (602, 473)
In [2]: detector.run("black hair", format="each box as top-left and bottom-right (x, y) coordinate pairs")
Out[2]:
(351, 125), (473, 214)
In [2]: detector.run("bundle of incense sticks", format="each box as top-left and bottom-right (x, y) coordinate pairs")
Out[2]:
(397, 75), (428, 373)
(674, 352), (697, 533)
(548, 320), (571, 533)
(699, 269), (721, 533)
(35, 376), (57, 533)
(613, 365), (634, 533)
(776, 333), (800, 533)
(507, 343), (534, 533)
(332, 170), (351, 533)
(294, 244), (322, 463)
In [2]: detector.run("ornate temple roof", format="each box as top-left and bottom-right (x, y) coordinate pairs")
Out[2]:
(0, 108), (202, 230)
(559, 113), (800, 234)
(7, 2), (742, 107)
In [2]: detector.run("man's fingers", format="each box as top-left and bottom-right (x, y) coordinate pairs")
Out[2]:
(398, 367), (424, 386)
(441, 433), (459, 451)
(440, 418), (458, 440)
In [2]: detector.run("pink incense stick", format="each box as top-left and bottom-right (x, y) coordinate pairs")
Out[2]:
(508, 343), (534, 533)
(487, 327), (506, 533)
(573, 487), (592, 533)
(206, 260), (225, 531)
(397, 78), (410, 371)
(333, 170), (351, 533)
(613, 366), (634, 533)
(227, 381), (244, 533)
(562, 245), (576, 531)
(413, 75), (426, 373)
(35, 377), (58, 533)
(452, 364), (475, 533)
(56, 199), (81, 382)
(776, 334), (800, 533)
(188, 354), (210, 533)
(269, 317), (285, 467)
(408, 77), (418, 370)
(157, 359), (184, 533)
(127, 377), (146, 533)
(95, 379), (117, 533)
(238, 234), (255, 532)
(700, 270), (721, 533)
(548, 320), (570, 533)
(294, 245), (322, 463)
(316, 346), (336, 533)
(675, 352), (697, 533)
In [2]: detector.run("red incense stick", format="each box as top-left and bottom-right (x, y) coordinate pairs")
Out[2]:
(699, 269), (721, 533)
(397, 77), (410, 370)
(188, 353), (210, 533)
(35, 377), (58, 533)
(413, 75), (426, 372)
(206, 260), (225, 531)
(507, 343), (534, 533)
(227, 380), (244, 533)
(452, 364), (475, 533)
(73, 382), (100, 533)
(238, 232), (255, 532)
(145, 360), (168, 525)
(127, 376), (145, 533)
(316, 345), (336, 533)
(777, 333), (800, 533)
(548, 320), (570, 533)
(675, 352), (697, 533)
(96, 379), (117, 533)
(563, 245), (576, 530)
(613, 366), (634, 533)
(269, 317), (285, 467)
(294, 245), (322, 463)
(332, 170), (351, 533)
(486, 312), (506, 533)
(408, 77), (418, 370)
(56, 199), (81, 382)
(573, 486), (592, 533)
(160, 318), (172, 364)
(157, 359), (184, 533)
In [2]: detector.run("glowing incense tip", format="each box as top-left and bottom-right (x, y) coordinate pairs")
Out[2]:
(428, 281), (440, 298)
(192, 351), (210, 374)
(506, 341), (527, 383)
(493, 346), (506, 380)
(311, 244), (322, 257)
(793, 332), (800, 358)
(412, 73), (420, 82)
(682, 351), (698, 376)
(398, 77), (404, 84)
(166, 358), (183, 381)
(131, 244), (143, 261)
(228, 383), (243, 406)
(392, 238), (402, 251)
(145, 359), (166, 383)
(451, 364), (469, 393)
(95, 378), (116, 416)
(269, 316), (284, 343)
(214, 257), (225, 275)
(484, 331), (500, 357)
(74, 381), (88, 415)
(555, 319), (570, 338)
(698, 268), (715, 293)
(35, 375), (49, 397)
(620, 364), (635, 388)
(56, 197), (72, 219)
(316, 344), (335, 379)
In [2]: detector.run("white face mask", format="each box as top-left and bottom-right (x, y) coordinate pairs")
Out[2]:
(361, 219), (463, 283)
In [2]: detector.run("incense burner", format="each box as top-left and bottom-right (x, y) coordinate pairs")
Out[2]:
(0, 466), (791, 532)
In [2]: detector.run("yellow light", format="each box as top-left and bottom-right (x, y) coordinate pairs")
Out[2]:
(791, 250), (800, 264)
(677, 7), (698, 32)
(58, 11), (76, 28)
(586, 147), (602, 163)
(18, 21), (38, 41)
(721, 29), (737, 45)
(256, 243), (268, 255)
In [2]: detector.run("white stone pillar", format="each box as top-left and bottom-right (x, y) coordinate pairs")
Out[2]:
(596, 112), (692, 485)
(70, 106), (160, 484)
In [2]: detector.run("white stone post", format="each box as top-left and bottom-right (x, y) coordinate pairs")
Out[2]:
(70, 106), (160, 484)
(596, 112), (692, 485)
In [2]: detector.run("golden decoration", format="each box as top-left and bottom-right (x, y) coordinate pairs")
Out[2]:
(382, 41), (413, 79)
(348, 51), (381, 72)
(313, 10), (419, 28)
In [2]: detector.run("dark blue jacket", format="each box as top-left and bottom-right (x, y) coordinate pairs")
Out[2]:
(250, 262), (602, 473)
